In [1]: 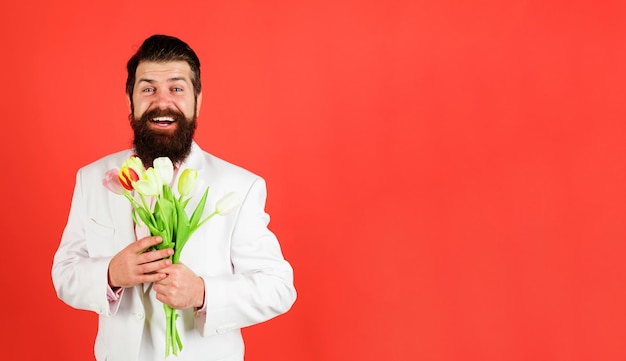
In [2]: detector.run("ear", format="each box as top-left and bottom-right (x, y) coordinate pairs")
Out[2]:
(126, 95), (133, 115)
(195, 92), (203, 117)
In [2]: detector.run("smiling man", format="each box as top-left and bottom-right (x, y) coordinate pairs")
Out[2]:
(52, 34), (296, 361)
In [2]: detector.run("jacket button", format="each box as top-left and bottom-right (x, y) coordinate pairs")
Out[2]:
(135, 312), (145, 320)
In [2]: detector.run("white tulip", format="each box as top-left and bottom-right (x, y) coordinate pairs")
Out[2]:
(153, 157), (174, 186)
(215, 192), (241, 216)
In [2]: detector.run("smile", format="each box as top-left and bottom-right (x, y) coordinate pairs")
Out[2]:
(152, 116), (175, 123)
(151, 116), (176, 127)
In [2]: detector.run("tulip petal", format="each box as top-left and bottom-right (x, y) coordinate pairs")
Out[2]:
(154, 157), (174, 186)
(134, 178), (159, 196)
(215, 192), (241, 216)
(102, 168), (125, 195)
(119, 166), (139, 191)
(177, 169), (198, 196)
(125, 157), (145, 176)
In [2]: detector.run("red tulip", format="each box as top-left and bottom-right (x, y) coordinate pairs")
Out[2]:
(119, 166), (140, 190)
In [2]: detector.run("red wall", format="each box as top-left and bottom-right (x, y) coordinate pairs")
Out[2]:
(2, 1), (626, 360)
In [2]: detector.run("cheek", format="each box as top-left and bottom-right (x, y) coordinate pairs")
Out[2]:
(178, 100), (196, 118)
(132, 99), (148, 117)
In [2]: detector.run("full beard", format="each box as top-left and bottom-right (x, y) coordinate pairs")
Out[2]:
(130, 108), (197, 168)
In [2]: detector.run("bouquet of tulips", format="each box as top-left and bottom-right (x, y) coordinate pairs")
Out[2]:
(102, 156), (240, 357)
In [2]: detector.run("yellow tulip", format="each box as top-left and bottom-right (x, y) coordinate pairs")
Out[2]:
(178, 169), (198, 196)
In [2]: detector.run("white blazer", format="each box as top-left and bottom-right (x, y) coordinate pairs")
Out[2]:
(52, 142), (296, 361)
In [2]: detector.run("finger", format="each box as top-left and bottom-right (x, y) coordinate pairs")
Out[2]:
(137, 271), (168, 284)
(157, 264), (188, 280)
(154, 292), (171, 307)
(153, 274), (175, 289)
(133, 236), (163, 253)
(138, 248), (174, 264)
(138, 258), (172, 274)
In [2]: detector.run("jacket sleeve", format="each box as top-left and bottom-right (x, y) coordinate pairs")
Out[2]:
(52, 169), (121, 317)
(195, 177), (297, 336)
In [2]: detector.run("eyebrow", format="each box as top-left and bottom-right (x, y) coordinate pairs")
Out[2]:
(137, 76), (190, 85)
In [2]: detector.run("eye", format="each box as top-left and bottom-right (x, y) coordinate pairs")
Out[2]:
(172, 87), (183, 92)
(142, 87), (155, 93)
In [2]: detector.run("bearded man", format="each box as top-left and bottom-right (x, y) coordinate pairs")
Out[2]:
(52, 34), (296, 361)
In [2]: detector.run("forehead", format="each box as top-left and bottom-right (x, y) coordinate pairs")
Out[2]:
(134, 61), (192, 84)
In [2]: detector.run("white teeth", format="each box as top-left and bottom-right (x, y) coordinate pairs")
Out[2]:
(152, 117), (174, 122)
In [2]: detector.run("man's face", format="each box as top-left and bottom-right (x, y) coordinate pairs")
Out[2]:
(130, 60), (201, 131)
(129, 61), (202, 166)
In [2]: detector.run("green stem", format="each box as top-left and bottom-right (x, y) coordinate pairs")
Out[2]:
(139, 193), (158, 226)
(123, 192), (143, 210)
(192, 211), (218, 233)
(155, 199), (172, 246)
(163, 304), (181, 357)
(164, 304), (172, 357)
(172, 308), (180, 355)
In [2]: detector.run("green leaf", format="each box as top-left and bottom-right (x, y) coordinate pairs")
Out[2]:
(134, 207), (152, 226)
(189, 187), (209, 228)
(172, 199), (192, 263)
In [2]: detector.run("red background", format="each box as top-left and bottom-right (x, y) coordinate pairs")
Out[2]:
(2, 1), (626, 360)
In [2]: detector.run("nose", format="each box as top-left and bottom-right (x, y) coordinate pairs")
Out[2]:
(155, 90), (172, 109)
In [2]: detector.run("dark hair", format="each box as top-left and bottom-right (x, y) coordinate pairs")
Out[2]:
(126, 34), (201, 100)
